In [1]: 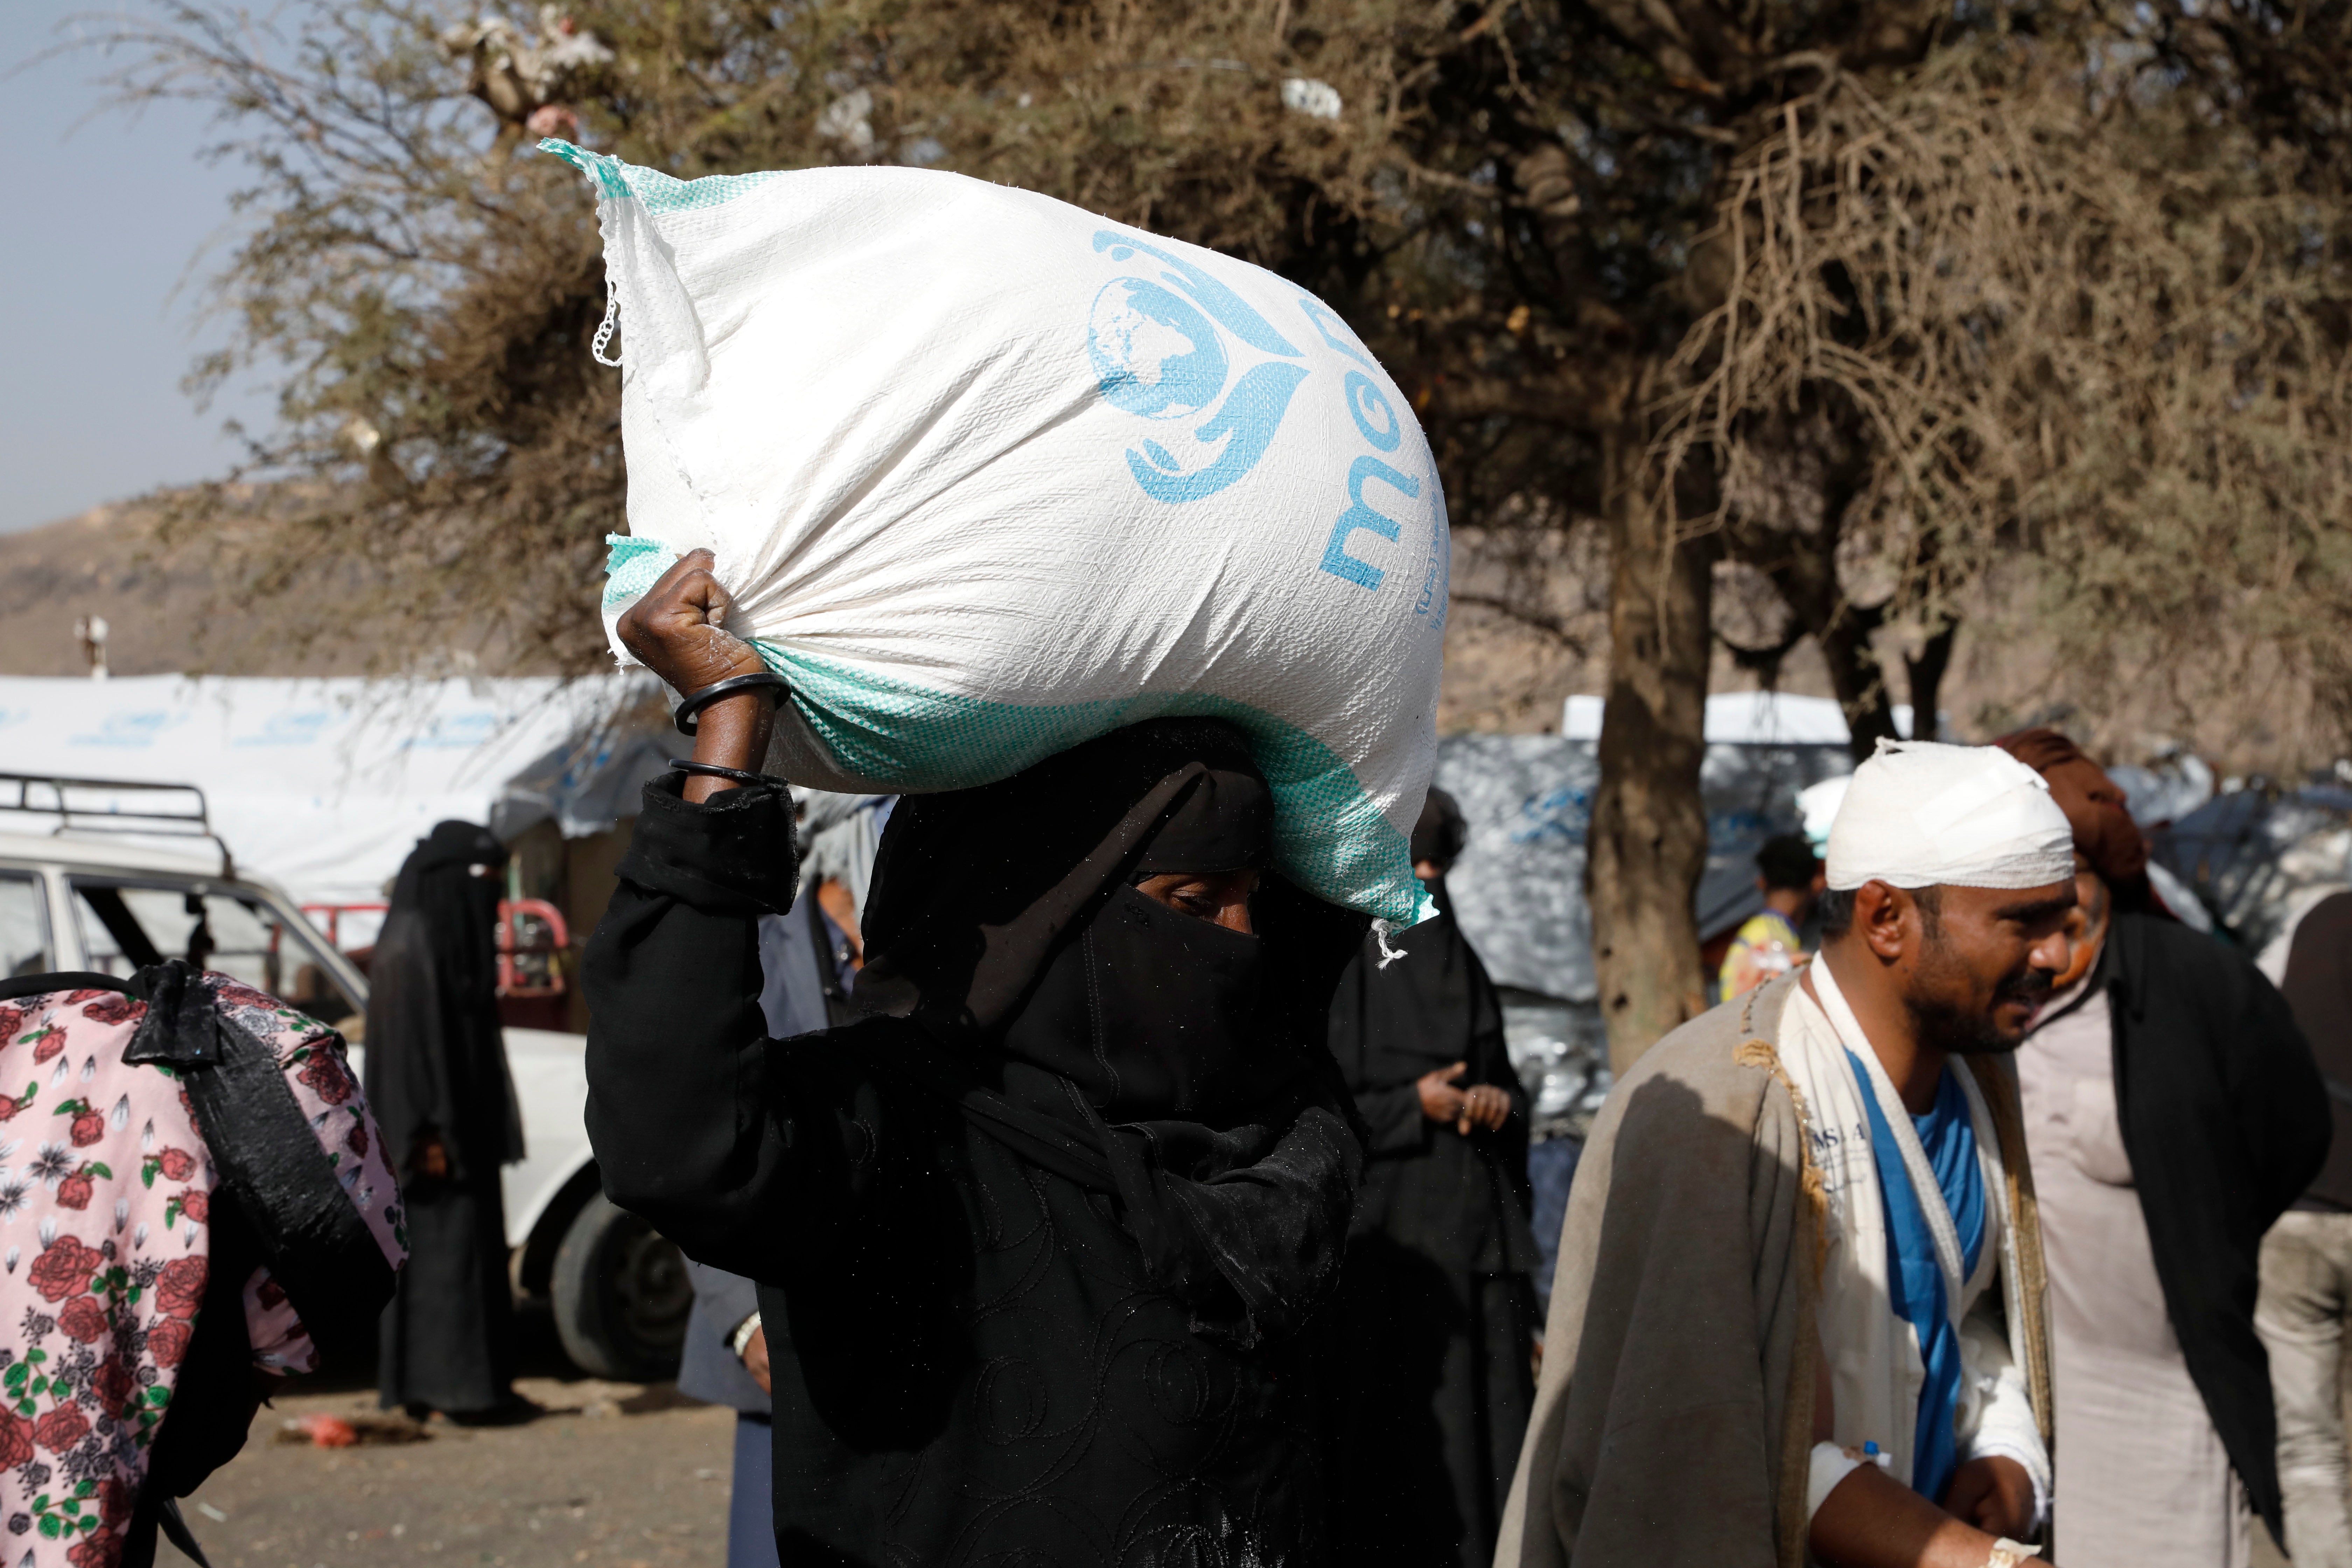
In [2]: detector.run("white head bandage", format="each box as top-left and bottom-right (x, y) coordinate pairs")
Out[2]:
(1826, 740), (2075, 892)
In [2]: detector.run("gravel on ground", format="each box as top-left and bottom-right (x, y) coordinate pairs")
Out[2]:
(169, 1367), (734, 1568)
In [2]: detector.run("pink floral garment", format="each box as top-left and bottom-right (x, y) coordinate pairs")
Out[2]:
(0, 980), (403, 1567)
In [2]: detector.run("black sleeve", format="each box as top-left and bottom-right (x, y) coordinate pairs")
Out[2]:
(582, 776), (822, 1281)
(1465, 940), (1536, 1215)
(358, 914), (457, 1181)
(1354, 1082), (1431, 1156)
(2226, 950), (2332, 1224)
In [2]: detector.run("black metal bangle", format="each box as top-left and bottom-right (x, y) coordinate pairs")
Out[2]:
(671, 760), (784, 789)
(673, 672), (790, 736)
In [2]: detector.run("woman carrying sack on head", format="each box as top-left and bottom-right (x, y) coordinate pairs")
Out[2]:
(583, 551), (1373, 1567)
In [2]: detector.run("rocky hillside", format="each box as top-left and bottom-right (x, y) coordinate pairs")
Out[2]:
(0, 501), (2330, 774)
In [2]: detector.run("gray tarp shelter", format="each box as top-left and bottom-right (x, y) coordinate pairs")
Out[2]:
(1437, 694), (1880, 1006)
(1433, 694), (1888, 1139)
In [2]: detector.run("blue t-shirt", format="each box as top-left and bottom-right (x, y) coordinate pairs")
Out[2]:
(1846, 1053), (1985, 1504)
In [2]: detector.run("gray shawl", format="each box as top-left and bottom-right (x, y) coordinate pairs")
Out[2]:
(1496, 972), (2051, 1568)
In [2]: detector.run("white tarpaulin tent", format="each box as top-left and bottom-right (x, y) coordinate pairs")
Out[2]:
(0, 675), (676, 908)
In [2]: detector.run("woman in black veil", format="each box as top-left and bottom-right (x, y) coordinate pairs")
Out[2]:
(1323, 789), (1538, 1568)
(364, 819), (528, 1421)
(584, 551), (1371, 1566)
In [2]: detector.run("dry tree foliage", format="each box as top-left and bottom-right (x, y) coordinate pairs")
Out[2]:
(1655, 41), (2352, 739)
(101, 1), (629, 671)
(98, 0), (1446, 674)
(97, 0), (2352, 1055)
(97, 3), (2352, 723)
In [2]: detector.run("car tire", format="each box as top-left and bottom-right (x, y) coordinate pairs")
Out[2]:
(550, 1192), (692, 1381)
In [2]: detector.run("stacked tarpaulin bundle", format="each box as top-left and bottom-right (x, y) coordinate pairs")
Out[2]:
(545, 140), (1447, 930)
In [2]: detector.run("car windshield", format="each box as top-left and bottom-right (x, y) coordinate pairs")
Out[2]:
(69, 878), (363, 1035)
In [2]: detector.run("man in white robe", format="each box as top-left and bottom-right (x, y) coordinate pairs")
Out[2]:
(1499, 741), (2077, 1568)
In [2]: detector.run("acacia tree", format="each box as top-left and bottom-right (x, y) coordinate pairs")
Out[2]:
(111, 0), (2352, 1071)
(108, 0), (1451, 668)
(1660, 42), (2352, 740)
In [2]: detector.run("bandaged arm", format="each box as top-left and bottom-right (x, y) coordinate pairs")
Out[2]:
(1954, 1302), (2050, 1534)
(1804, 1309), (2051, 1533)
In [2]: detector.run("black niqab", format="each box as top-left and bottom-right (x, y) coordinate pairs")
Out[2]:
(1410, 784), (1469, 869)
(362, 821), (523, 1181)
(853, 719), (1282, 1032)
(1322, 790), (1539, 1567)
(391, 821), (504, 1004)
(852, 718), (1368, 1346)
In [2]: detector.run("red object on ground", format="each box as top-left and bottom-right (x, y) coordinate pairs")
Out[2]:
(302, 1414), (359, 1449)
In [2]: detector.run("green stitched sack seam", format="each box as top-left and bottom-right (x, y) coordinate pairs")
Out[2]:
(744, 639), (1425, 925)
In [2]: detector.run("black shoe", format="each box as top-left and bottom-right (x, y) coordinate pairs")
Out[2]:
(444, 1394), (548, 1428)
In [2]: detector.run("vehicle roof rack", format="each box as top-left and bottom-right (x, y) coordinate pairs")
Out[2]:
(0, 773), (233, 877)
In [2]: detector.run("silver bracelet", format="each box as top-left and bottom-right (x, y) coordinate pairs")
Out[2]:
(1986, 1539), (2038, 1568)
(729, 1310), (763, 1360)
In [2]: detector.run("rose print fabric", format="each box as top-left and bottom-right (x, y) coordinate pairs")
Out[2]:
(0, 980), (403, 1566)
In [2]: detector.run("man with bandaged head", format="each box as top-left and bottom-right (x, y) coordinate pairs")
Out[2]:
(1999, 728), (2326, 1568)
(1501, 741), (2081, 1568)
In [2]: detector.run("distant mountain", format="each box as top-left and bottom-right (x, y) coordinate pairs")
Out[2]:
(1, 501), (2316, 776)
(0, 503), (227, 677)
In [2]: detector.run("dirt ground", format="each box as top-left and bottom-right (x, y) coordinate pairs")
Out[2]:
(153, 1304), (2312, 1568)
(166, 1314), (736, 1568)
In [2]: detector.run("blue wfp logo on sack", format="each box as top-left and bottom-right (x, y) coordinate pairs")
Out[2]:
(1085, 231), (1443, 608)
(1087, 233), (1309, 503)
(1291, 294), (1430, 600)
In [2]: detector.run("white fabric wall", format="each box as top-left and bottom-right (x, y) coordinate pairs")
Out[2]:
(0, 675), (664, 907)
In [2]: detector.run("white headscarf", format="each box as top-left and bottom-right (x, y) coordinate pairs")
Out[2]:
(1826, 740), (2074, 892)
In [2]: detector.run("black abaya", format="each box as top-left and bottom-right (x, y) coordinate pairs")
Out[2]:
(1324, 892), (1538, 1568)
(584, 721), (1369, 1568)
(364, 820), (525, 1416)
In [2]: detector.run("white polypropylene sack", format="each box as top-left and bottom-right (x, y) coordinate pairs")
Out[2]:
(547, 141), (1446, 926)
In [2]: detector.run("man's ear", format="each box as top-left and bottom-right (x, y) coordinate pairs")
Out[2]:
(1856, 880), (1911, 963)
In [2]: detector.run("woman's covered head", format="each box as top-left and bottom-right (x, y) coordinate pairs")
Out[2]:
(852, 719), (1364, 1121)
(389, 820), (507, 999)
(1125, 740), (1272, 932)
(1993, 726), (2154, 910)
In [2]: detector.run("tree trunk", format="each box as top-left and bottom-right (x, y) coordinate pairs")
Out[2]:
(1587, 422), (1714, 1075)
(1905, 617), (1959, 740)
(1816, 603), (1899, 764)
(1725, 409), (1912, 763)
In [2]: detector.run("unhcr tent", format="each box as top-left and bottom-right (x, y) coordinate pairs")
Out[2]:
(0, 675), (678, 909)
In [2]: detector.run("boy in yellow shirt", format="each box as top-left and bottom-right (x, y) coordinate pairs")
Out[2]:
(1718, 831), (1823, 999)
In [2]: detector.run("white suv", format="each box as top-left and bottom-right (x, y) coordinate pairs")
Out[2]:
(0, 778), (687, 1382)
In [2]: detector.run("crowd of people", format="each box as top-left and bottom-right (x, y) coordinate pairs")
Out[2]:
(6, 536), (2346, 1568)
(556, 548), (2352, 1568)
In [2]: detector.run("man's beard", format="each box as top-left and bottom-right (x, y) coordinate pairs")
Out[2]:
(1906, 943), (2053, 1056)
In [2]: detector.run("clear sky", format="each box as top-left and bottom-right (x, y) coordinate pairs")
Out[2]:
(0, 2), (276, 533)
